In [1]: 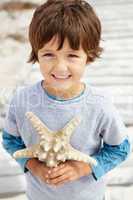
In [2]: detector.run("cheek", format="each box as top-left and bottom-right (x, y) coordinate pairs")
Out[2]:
(77, 70), (85, 79)
(39, 62), (52, 75)
(39, 64), (46, 75)
(71, 65), (85, 78)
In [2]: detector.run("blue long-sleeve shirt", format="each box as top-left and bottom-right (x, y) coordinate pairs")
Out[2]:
(2, 130), (130, 178)
(2, 81), (131, 200)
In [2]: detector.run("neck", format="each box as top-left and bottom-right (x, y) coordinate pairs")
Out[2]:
(42, 81), (85, 100)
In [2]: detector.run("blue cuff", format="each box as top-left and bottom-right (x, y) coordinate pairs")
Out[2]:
(91, 138), (131, 180)
(15, 157), (30, 173)
(91, 161), (105, 180)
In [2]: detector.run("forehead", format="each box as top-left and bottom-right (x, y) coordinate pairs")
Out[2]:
(39, 36), (83, 52)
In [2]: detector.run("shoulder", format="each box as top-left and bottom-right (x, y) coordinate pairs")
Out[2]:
(16, 81), (41, 95)
(10, 81), (41, 106)
(87, 84), (113, 104)
(85, 84), (115, 114)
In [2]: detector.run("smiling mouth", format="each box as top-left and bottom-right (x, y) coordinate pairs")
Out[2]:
(51, 74), (72, 80)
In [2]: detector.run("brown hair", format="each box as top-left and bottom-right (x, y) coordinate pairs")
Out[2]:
(28, 0), (103, 64)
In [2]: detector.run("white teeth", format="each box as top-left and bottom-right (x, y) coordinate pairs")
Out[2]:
(56, 76), (68, 78)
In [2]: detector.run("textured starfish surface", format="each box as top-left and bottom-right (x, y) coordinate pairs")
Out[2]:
(13, 112), (97, 167)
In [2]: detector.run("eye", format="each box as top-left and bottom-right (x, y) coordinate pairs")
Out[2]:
(68, 54), (79, 58)
(43, 53), (54, 57)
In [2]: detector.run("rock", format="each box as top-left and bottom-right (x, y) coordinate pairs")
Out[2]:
(0, 39), (32, 87)
(0, 1), (38, 12)
(0, 10), (33, 41)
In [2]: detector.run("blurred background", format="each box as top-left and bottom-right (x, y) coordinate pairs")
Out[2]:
(0, 0), (133, 199)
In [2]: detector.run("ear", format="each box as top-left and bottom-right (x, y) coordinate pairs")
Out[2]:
(86, 57), (90, 65)
(86, 54), (94, 65)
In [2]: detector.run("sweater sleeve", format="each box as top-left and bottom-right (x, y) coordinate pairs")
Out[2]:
(91, 96), (131, 180)
(91, 137), (131, 180)
(2, 130), (30, 173)
(2, 94), (30, 173)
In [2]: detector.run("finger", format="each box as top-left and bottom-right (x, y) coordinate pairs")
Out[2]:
(49, 167), (68, 179)
(50, 173), (69, 185)
(44, 164), (66, 180)
(48, 165), (69, 179)
(54, 173), (76, 186)
(50, 171), (73, 185)
(55, 178), (71, 186)
(53, 163), (66, 171)
(48, 163), (65, 174)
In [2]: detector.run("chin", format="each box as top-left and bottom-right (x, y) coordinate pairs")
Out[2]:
(53, 83), (72, 90)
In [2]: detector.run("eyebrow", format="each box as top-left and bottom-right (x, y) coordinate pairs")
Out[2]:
(41, 49), (80, 53)
(43, 49), (53, 52)
(39, 49), (53, 53)
(39, 47), (82, 55)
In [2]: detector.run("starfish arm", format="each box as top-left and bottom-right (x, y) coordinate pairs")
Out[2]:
(61, 116), (81, 139)
(66, 146), (97, 166)
(13, 144), (40, 159)
(26, 112), (53, 139)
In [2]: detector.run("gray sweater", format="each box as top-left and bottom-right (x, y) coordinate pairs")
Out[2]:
(3, 81), (129, 200)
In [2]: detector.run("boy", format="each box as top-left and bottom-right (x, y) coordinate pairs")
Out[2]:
(2, 0), (130, 200)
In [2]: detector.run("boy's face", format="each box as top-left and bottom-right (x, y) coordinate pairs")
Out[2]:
(38, 36), (88, 91)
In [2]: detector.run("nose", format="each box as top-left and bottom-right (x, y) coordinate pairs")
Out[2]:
(54, 58), (68, 74)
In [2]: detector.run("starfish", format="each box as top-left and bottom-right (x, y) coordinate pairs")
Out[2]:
(13, 112), (97, 167)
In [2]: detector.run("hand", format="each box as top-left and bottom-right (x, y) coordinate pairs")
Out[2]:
(46, 160), (92, 187)
(26, 158), (53, 184)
